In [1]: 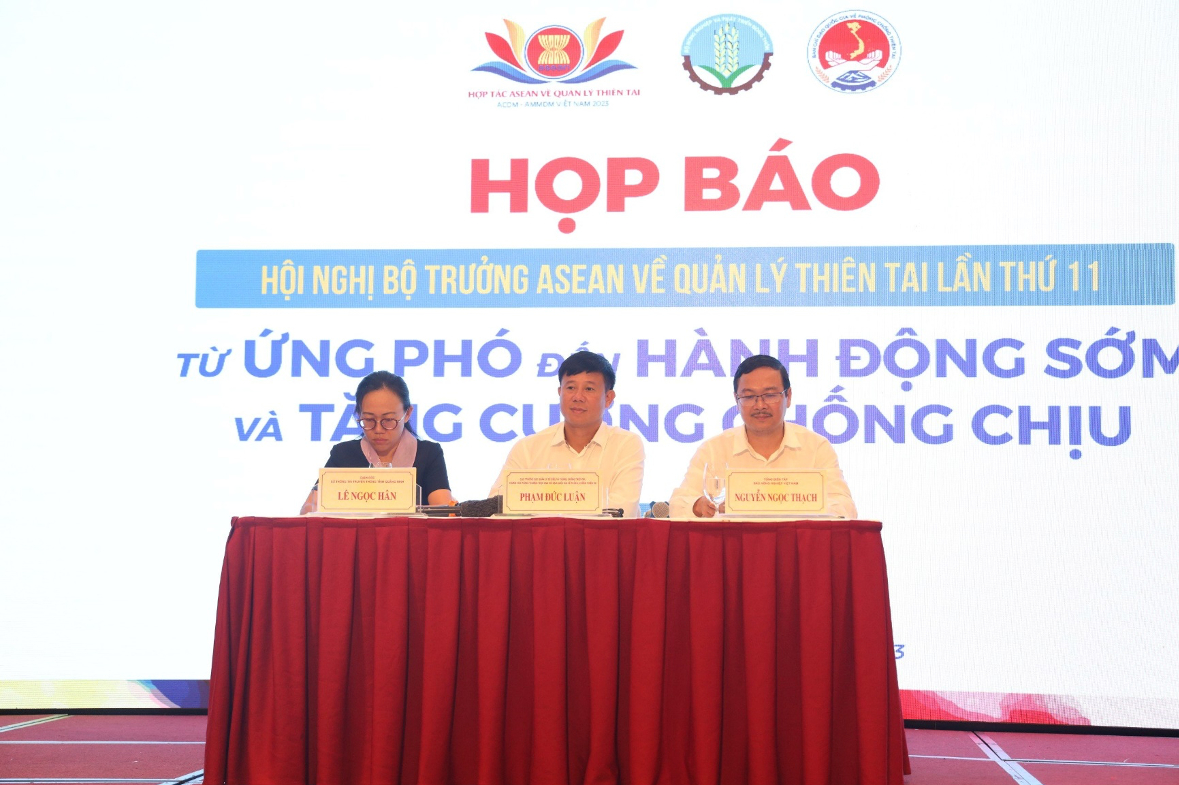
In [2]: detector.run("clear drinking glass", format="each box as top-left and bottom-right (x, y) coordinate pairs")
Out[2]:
(703, 462), (727, 508)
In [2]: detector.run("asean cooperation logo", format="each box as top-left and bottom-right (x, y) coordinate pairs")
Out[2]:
(473, 18), (635, 84)
(681, 15), (773, 94)
(808, 11), (900, 92)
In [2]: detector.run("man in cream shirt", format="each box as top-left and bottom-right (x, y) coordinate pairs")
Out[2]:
(490, 351), (645, 518)
(670, 354), (858, 518)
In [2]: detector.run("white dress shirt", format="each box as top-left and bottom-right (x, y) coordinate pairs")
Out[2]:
(489, 422), (645, 518)
(669, 423), (858, 518)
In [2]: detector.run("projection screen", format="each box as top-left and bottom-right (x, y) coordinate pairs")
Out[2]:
(1, 1), (1176, 727)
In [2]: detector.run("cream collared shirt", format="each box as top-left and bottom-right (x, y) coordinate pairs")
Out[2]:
(669, 423), (858, 518)
(489, 422), (645, 518)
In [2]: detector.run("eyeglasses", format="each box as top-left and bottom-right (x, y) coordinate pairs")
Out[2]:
(735, 391), (786, 407)
(357, 415), (403, 431)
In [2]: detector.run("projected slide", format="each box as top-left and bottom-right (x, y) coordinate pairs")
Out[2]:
(1, 2), (1176, 728)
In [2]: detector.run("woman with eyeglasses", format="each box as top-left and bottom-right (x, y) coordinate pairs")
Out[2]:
(300, 371), (454, 513)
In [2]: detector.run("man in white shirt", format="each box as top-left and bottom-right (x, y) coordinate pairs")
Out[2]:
(670, 354), (858, 518)
(489, 351), (645, 518)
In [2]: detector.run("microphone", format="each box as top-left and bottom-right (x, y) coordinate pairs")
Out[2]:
(645, 501), (670, 518)
(457, 495), (504, 518)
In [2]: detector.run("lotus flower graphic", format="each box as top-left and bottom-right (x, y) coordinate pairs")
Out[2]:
(474, 18), (635, 84)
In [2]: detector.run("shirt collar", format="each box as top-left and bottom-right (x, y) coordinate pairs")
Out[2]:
(733, 422), (799, 460)
(550, 421), (609, 448)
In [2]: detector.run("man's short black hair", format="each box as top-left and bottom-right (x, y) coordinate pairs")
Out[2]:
(558, 351), (616, 390)
(733, 354), (790, 394)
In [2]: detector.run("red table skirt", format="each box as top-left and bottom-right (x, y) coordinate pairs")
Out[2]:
(205, 517), (908, 785)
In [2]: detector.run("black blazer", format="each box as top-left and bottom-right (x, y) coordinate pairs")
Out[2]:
(323, 438), (451, 501)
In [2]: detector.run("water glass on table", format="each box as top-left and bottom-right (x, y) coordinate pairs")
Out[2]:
(703, 462), (727, 516)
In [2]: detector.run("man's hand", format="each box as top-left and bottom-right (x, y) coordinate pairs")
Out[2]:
(692, 496), (725, 517)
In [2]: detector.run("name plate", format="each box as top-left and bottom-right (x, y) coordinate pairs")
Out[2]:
(502, 470), (602, 515)
(725, 469), (825, 515)
(317, 467), (417, 514)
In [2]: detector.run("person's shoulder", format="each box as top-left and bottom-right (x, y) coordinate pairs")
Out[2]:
(330, 439), (365, 458)
(416, 439), (445, 458)
(535, 422), (563, 439)
(603, 423), (643, 448)
(785, 421), (833, 447)
(518, 423), (561, 447)
(495, 426), (553, 471)
(325, 438), (366, 467)
(702, 426), (741, 448)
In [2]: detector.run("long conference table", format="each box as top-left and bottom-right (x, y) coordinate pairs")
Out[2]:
(204, 516), (909, 785)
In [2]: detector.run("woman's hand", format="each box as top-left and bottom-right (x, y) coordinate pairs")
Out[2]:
(427, 489), (457, 506)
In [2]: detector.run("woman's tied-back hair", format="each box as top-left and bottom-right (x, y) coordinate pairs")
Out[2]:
(354, 370), (417, 435)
